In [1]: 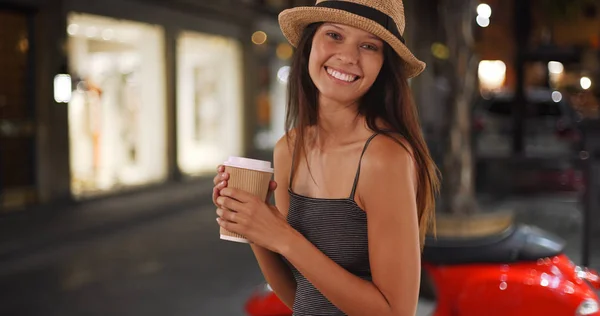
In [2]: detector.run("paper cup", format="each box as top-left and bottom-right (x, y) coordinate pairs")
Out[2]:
(220, 157), (273, 243)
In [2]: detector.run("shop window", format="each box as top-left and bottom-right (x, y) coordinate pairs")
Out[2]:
(67, 13), (167, 197)
(176, 31), (243, 175)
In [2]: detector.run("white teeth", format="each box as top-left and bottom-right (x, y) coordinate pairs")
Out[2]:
(326, 67), (357, 82)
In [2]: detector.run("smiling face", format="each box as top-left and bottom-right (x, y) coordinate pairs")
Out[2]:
(308, 23), (385, 106)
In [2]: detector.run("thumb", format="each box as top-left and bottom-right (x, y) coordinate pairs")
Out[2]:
(265, 180), (278, 203)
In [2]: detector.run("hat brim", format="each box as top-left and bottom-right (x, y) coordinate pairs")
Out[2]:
(278, 6), (426, 78)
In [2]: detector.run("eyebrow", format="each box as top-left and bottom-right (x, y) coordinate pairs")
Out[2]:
(323, 23), (382, 42)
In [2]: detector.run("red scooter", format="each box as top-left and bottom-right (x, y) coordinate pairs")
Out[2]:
(245, 224), (600, 316)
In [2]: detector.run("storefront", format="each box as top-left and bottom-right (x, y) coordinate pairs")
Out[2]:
(66, 13), (168, 197)
(0, 0), (266, 205)
(176, 31), (244, 176)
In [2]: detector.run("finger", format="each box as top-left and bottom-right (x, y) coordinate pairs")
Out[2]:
(219, 187), (253, 203)
(215, 180), (228, 190)
(212, 187), (220, 207)
(217, 165), (224, 172)
(212, 180), (228, 205)
(217, 217), (239, 233)
(216, 196), (246, 213)
(216, 207), (240, 224)
(213, 171), (229, 186)
(265, 180), (278, 203)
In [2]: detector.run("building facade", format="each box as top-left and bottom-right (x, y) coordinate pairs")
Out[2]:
(0, 0), (302, 211)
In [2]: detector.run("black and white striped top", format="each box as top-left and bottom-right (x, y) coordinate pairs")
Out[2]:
(283, 133), (380, 316)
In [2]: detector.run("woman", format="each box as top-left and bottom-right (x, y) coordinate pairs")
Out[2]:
(213, 0), (440, 314)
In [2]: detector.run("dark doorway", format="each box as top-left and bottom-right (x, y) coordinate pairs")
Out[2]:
(0, 8), (37, 212)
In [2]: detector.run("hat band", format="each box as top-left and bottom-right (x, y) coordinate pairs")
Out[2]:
(315, 1), (406, 44)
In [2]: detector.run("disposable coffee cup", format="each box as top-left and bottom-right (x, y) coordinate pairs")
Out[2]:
(220, 156), (274, 243)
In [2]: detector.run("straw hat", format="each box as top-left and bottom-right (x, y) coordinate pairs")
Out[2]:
(278, 0), (425, 78)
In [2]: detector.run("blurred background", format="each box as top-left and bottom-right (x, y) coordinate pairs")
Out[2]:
(0, 0), (598, 315)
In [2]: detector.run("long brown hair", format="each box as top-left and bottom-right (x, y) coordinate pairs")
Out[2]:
(285, 23), (441, 249)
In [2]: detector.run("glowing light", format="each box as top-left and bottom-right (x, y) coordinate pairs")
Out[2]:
(548, 61), (564, 74)
(276, 43), (293, 60)
(478, 60), (506, 90)
(552, 91), (562, 103)
(477, 4), (492, 18)
(581, 77), (592, 90)
(277, 66), (290, 84)
(67, 24), (79, 36)
(252, 31), (267, 45)
(431, 42), (450, 60)
(54, 74), (72, 103)
(476, 15), (490, 27)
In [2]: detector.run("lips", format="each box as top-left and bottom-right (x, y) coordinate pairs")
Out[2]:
(325, 66), (360, 83)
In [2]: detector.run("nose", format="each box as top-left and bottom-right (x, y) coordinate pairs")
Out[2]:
(335, 44), (359, 65)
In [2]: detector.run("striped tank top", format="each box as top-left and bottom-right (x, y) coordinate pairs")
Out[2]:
(284, 132), (380, 315)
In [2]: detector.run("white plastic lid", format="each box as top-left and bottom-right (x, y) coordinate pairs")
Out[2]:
(223, 156), (273, 173)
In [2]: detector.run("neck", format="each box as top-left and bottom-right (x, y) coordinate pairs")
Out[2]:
(314, 95), (365, 148)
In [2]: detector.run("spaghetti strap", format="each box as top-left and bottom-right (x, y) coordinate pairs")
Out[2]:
(349, 133), (380, 199)
(289, 138), (298, 189)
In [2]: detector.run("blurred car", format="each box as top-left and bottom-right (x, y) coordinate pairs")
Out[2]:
(245, 223), (600, 316)
(245, 283), (291, 316)
(473, 89), (581, 157)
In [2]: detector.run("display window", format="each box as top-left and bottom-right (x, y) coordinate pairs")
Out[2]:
(176, 31), (243, 175)
(67, 13), (167, 197)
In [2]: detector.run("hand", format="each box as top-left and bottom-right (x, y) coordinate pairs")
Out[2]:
(212, 165), (229, 208)
(216, 183), (296, 253)
(212, 164), (278, 206)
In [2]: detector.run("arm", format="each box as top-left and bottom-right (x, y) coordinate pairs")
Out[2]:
(279, 137), (421, 316)
(249, 135), (297, 308)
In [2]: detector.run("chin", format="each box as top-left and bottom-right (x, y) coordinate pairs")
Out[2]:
(316, 79), (366, 104)
(319, 90), (361, 105)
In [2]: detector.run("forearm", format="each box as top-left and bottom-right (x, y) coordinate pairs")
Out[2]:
(250, 244), (296, 308)
(280, 232), (405, 316)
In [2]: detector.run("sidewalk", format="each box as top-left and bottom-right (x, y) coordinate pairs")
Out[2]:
(0, 177), (215, 262)
(1, 172), (597, 269)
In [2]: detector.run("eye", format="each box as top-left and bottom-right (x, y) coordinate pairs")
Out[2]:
(326, 32), (342, 41)
(361, 43), (379, 51)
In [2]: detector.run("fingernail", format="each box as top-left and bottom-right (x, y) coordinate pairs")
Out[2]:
(220, 181), (226, 186)
(216, 218), (220, 223)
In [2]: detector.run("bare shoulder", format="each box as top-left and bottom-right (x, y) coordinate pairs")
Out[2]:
(273, 130), (298, 187)
(361, 133), (415, 174)
(273, 132), (296, 215)
(356, 133), (418, 209)
(273, 131), (295, 165)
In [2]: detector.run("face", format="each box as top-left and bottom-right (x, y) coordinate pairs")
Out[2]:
(308, 23), (384, 106)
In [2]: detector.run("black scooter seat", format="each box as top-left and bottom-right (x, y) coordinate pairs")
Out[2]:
(422, 224), (566, 265)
